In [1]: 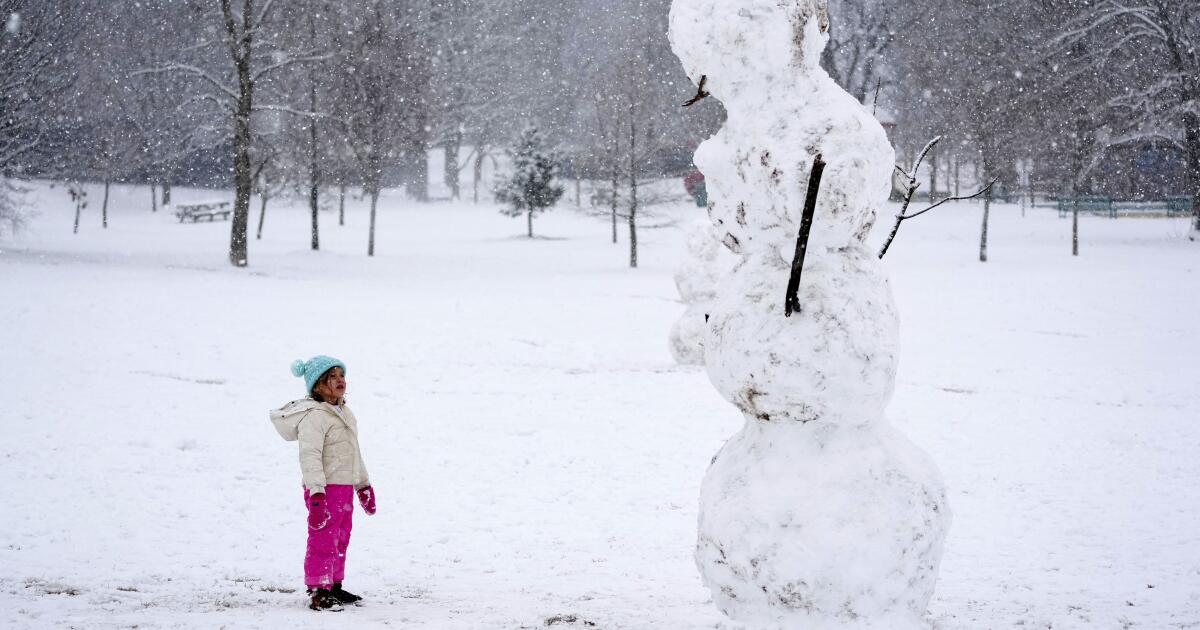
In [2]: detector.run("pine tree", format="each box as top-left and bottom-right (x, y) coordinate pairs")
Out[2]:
(494, 126), (564, 238)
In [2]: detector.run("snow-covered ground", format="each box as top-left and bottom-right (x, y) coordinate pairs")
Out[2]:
(1, 182), (1197, 629)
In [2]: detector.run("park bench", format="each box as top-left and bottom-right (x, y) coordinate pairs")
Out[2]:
(1166, 196), (1195, 218)
(175, 201), (232, 223)
(1057, 195), (1114, 219)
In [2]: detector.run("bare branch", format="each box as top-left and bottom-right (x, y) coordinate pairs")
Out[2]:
(879, 176), (998, 259)
(253, 103), (329, 117)
(219, 0), (243, 64)
(251, 52), (333, 82)
(135, 64), (238, 102)
(784, 155), (826, 317)
(252, 0), (278, 30)
(904, 177), (999, 220)
(906, 136), (942, 179)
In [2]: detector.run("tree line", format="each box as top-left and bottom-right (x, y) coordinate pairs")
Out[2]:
(1, 0), (1196, 261)
(828, 0), (1197, 230)
(0, 0), (721, 264)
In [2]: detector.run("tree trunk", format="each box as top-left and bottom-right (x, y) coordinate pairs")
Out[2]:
(1027, 159), (1035, 211)
(406, 146), (429, 202)
(575, 178), (581, 208)
(628, 105), (638, 269)
(309, 83), (320, 251)
(929, 146), (937, 202)
(1072, 203), (1079, 256)
(1185, 111), (1200, 236)
(1157, 11), (1199, 237)
(225, 0), (255, 267)
(256, 190), (268, 240)
(628, 187), (638, 265)
(230, 93), (253, 266)
(610, 131), (620, 245)
(629, 188), (638, 267)
(1020, 160), (1027, 218)
(102, 179), (110, 229)
(73, 201), (82, 234)
(151, 184), (157, 213)
(338, 182), (346, 226)
(611, 168), (619, 244)
(1071, 115), (1089, 255)
(527, 209), (534, 238)
(953, 155), (960, 197)
(473, 148), (484, 204)
(162, 181), (171, 209)
(980, 186), (991, 263)
(368, 186), (379, 256)
(444, 135), (461, 200)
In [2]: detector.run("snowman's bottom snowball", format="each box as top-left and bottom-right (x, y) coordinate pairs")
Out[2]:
(696, 421), (951, 630)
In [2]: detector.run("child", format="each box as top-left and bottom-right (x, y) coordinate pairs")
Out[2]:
(270, 355), (377, 611)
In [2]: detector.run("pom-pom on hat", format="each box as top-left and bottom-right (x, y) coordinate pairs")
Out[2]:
(291, 355), (347, 395)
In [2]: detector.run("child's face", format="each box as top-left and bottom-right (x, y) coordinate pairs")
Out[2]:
(315, 367), (347, 401)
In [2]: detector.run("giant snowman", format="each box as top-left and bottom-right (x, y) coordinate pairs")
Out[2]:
(668, 1), (952, 628)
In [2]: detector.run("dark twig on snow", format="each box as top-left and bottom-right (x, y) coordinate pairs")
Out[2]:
(784, 154), (826, 317)
(682, 75), (710, 107)
(872, 79), (882, 116)
(877, 138), (999, 259)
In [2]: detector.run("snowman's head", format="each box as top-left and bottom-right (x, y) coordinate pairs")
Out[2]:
(669, 0), (829, 101)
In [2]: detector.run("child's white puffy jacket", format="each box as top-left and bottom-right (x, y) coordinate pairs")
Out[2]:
(271, 399), (370, 495)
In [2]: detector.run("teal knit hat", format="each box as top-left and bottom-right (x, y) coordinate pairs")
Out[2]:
(291, 355), (347, 395)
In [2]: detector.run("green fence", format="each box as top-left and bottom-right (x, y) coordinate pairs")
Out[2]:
(1057, 196), (1114, 218)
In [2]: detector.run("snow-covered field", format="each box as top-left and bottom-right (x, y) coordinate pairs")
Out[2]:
(1, 182), (1197, 629)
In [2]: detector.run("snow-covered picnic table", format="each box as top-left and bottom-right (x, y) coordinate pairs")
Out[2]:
(175, 201), (232, 223)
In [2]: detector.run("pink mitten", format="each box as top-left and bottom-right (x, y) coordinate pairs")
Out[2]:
(307, 493), (331, 530)
(357, 486), (376, 515)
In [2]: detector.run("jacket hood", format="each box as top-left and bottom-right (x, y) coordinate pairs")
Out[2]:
(269, 398), (324, 441)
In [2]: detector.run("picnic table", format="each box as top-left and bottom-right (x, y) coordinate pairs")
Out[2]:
(175, 201), (232, 223)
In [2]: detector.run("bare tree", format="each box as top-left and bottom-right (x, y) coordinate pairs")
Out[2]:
(0, 1), (80, 177)
(821, 0), (917, 102)
(94, 0), (219, 214)
(1056, 1), (1200, 236)
(68, 182), (87, 235)
(893, 0), (1068, 262)
(217, 0), (264, 265)
(139, 0), (328, 266)
(331, 0), (420, 256)
(427, 0), (476, 201)
(251, 145), (283, 240)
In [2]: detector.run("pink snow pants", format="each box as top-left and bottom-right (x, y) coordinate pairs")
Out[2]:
(303, 485), (355, 589)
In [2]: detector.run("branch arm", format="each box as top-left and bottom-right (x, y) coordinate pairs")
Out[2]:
(784, 155), (826, 317)
(903, 177), (999, 220)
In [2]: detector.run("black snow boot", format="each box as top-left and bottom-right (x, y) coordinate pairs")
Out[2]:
(307, 588), (344, 611)
(331, 583), (363, 604)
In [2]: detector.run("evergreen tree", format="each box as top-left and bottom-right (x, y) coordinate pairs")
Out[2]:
(495, 126), (563, 238)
